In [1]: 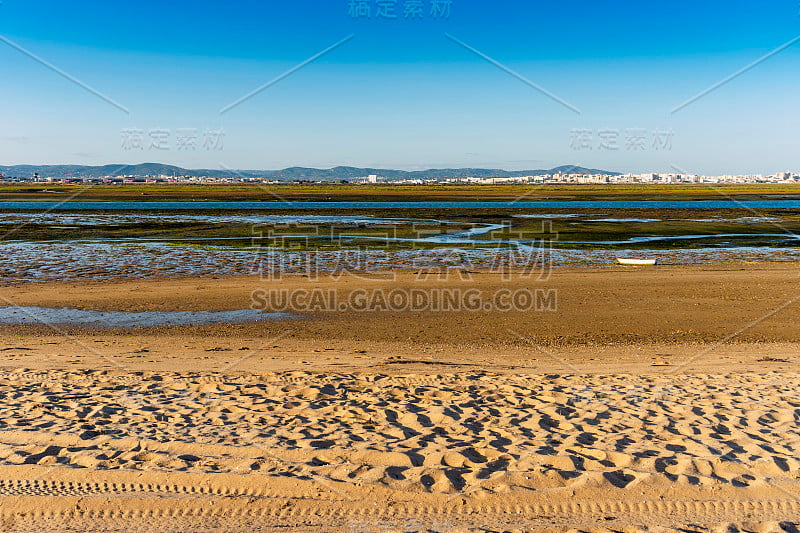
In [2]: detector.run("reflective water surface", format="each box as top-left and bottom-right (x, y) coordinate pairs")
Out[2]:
(0, 306), (299, 327)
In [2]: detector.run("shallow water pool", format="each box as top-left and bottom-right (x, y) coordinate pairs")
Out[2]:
(0, 306), (299, 327)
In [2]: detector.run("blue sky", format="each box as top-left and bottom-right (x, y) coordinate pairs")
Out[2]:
(1, 0), (799, 174)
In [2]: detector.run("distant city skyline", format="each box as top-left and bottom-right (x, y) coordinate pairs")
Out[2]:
(1, 0), (799, 175)
(1, 162), (797, 184)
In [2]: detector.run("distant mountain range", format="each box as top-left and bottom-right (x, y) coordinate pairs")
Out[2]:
(0, 163), (620, 181)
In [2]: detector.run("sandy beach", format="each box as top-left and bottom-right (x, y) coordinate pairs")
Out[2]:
(0, 265), (796, 531)
(4, 0), (800, 525)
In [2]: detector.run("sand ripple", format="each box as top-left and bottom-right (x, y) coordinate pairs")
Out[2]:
(0, 369), (797, 498)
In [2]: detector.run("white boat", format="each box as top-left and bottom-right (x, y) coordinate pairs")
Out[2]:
(616, 258), (657, 266)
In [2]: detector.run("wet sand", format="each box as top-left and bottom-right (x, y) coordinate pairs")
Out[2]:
(3, 263), (799, 350)
(0, 265), (799, 531)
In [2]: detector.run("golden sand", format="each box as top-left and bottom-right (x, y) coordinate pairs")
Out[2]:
(0, 266), (798, 531)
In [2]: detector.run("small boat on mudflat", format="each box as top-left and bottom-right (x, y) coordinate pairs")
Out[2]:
(616, 258), (657, 266)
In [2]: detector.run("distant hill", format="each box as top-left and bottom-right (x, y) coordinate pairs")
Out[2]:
(0, 163), (620, 181)
(0, 163), (195, 179)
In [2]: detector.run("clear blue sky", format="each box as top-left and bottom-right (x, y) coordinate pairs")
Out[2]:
(1, 0), (799, 174)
